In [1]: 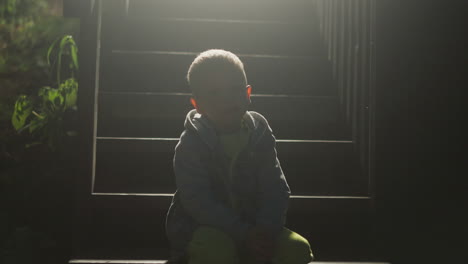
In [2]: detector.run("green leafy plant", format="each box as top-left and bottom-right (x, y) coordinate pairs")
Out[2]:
(47, 34), (79, 86)
(11, 35), (79, 151)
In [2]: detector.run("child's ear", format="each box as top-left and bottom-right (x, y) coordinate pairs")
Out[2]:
(246, 85), (252, 101)
(190, 97), (199, 110)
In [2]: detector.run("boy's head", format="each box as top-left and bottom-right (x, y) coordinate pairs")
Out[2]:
(187, 49), (252, 133)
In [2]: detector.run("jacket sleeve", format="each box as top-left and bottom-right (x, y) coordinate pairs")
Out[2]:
(255, 132), (291, 237)
(174, 130), (252, 242)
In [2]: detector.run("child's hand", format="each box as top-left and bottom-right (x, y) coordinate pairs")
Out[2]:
(245, 226), (276, 262)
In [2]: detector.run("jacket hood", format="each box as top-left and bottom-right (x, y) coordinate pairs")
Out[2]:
(184, 109), (272, 150)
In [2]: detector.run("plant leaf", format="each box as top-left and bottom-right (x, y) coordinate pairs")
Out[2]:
(60, 78), (78, 108)
(38, 86), (50, 98)
(47, 37), (60, 66)
(11, 95), (33, 131)
(70, 39), (79, 70)
(28, 117), (46, 134)
(39, 86), (64, 114)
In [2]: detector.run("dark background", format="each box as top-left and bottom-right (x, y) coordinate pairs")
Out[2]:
(1, 0), (466, 263)
(373, 1), (466, 263)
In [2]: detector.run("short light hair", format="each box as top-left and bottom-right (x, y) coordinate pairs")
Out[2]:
(187, 49), (247, 97)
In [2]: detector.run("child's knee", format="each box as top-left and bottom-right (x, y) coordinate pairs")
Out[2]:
(276, 228), (314, 263)
(188, 226), (238, 264)
(291, 237), (314, 261)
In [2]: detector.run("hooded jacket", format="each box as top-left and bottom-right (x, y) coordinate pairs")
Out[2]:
(165, 109), (290, 259)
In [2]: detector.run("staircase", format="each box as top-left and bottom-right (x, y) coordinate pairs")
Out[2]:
(95, 0), (366, 196)
(70, 0), (376, 261)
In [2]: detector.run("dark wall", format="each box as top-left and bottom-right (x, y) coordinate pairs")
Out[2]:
(374, 1), (466, 263)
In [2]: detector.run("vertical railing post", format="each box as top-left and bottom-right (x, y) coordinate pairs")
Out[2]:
(368, 0), (377, 204)
(338, 0), (347, 107)
(345, 0), (354, 124)
(332, 0), (339, 80)
(351, 0), (361, 146)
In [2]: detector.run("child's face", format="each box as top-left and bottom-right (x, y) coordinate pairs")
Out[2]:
(192, 70), (251, 133)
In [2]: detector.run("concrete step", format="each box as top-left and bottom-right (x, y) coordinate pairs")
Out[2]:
(99, 51), (335, 96)
(101, 17), (322, 57)
(70, 260), (388, 264)
(103, 0), (320, 25)
(100, 0), (323, 57)
(72, 195), (374, 261)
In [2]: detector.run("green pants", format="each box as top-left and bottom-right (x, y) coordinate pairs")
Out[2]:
(188, 226), (314, 264)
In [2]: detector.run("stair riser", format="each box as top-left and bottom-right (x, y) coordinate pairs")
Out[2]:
(96, 94), (347, 139)
(101, 18), (323, 56)
(93, 139), (365, 196)
(100, 52), (335, 96)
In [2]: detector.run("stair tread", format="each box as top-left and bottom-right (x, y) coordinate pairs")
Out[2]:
(120, 0), (319, 23)
(100, 15), (322, 56)
(72, 196), (372, 261)
(70, 260), (387, 264)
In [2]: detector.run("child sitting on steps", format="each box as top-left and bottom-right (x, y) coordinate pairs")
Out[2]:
(165, 49), (314, 264)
